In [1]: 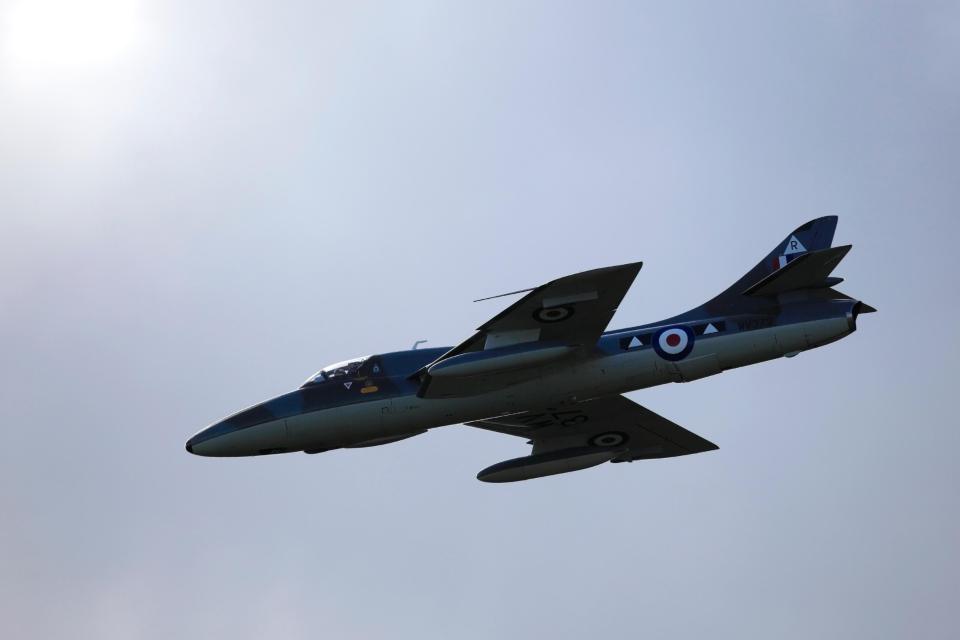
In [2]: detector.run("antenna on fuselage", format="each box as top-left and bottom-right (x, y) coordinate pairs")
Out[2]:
(412, 340), (428, 350)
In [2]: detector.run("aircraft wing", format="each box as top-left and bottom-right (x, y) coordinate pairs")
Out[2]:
(467, 394), (717, 468)
(414, 262), (642, 398)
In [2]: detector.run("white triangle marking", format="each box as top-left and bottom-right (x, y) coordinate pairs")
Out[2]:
(783, 235), (807, 255)
(703, 323), (718, 334)
(343, 381), (353, 389)
(628, 336), (642, 349)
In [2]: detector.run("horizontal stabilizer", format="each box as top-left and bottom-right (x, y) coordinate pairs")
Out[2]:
(743, 245), (851, 297)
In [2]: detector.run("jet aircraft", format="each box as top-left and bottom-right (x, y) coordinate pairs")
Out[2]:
(186, 217), (873, 482)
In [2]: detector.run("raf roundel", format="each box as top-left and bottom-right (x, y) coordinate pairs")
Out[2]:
(652, 325), (695, 361)
(590, 431), (628, 448)
(534, 305), (574, 323)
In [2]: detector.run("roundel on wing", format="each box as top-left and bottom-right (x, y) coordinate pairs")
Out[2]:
(534, 305), (574, 323)
(652, 325), (695, 361)
(590, 431), (628, 448)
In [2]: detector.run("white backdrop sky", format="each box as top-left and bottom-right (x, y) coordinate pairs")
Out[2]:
(1, 2), (958, 638)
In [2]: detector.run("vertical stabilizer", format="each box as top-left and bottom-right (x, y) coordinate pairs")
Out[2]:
(664, 216), (840, 322)
(712, 216), (838, 303)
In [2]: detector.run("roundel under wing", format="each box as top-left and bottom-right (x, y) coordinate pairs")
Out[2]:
(589, 431), (629, 448)
(652, 325), (695, 361)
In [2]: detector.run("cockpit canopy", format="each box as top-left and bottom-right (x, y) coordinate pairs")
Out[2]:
(298, 347), (451, 389)
(301, 356), (370, 387)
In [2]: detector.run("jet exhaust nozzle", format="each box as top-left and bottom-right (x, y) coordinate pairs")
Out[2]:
(847, 299), (877, 331)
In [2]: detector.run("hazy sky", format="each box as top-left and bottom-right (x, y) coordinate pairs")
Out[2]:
(1, 1), (958, 638)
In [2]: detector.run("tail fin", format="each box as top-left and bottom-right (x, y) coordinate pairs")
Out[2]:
(663, 216), (873, 323)
(721, 215), (839, 298)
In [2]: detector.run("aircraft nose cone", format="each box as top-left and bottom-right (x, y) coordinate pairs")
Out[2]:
(185, 420), (234, 457)
(186, 396), (292, 457)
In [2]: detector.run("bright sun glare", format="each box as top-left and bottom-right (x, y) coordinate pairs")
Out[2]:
(2, 0), (141, 70)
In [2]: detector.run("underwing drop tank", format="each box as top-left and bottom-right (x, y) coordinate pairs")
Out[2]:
(476, 446), (621, 483)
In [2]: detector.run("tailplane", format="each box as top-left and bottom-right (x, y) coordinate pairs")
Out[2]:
(743, 244), (850, 297)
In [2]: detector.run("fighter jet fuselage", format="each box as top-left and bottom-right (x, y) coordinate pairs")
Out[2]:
(186, 217), (873, 482)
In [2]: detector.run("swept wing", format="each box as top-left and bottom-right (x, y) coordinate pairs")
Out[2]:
(468, 394), (717, 482)
(414, 262), (641, 398)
